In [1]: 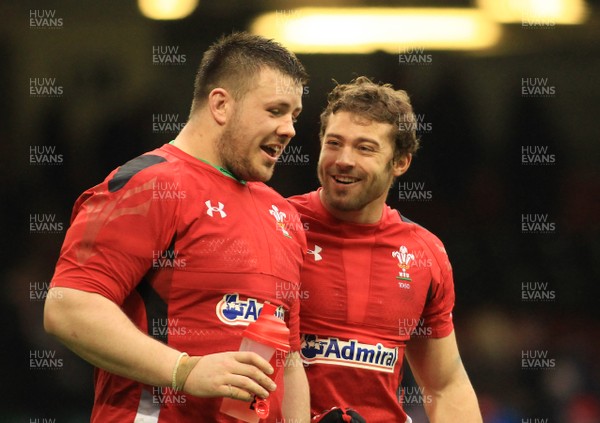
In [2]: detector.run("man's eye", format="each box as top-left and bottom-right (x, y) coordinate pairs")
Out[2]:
(270, 109), (281, 116)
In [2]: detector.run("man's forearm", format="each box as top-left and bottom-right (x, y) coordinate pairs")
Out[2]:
(281, 352), (310, 423)
(44, 287), (181, 387)
(422, 372), (482, 423)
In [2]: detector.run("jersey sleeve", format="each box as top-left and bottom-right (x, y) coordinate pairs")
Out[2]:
(287, 217), (306, 353)
(286, 295), (302, 352)
(50, 155), (180, 306)
(419, 235), (456, 339)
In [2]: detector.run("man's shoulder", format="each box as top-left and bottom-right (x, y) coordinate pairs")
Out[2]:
(287, 191), (314, 214)
(391, 209), (448, 254)
(105, 145), (184, 193)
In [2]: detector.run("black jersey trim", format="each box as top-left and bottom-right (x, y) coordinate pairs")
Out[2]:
(108, 154), (167, 193)
(397, 210), (423, 228)
(397, 210), (434, 302)
(136, 233), (176, 344)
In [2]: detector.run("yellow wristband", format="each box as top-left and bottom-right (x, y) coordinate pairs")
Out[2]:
(171, 352), (189, 391)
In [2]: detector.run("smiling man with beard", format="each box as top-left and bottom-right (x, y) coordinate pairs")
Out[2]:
(44, 32), (310, 422)
(289, 77), (482, 422)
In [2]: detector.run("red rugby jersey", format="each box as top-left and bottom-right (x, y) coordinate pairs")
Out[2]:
(289, 189), (455, 423)
(51, 143), (306, 422)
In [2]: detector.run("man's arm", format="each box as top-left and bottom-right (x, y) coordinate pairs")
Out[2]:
(44, 287), (277, 400)
(405, 330), (482, 422)
(281, 351), (310, 423)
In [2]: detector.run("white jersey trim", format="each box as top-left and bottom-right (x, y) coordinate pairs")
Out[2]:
(134, 388), (160, 423)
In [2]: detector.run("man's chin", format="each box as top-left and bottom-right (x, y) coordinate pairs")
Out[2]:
(322, 190), (362, 212)
(240, 166), (275, 183)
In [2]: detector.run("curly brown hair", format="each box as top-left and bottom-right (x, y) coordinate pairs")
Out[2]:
(320, 77), (420, 159)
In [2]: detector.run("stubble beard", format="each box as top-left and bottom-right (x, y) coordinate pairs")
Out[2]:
(318, 160), (395, 212)
(216, 115), (274, 183)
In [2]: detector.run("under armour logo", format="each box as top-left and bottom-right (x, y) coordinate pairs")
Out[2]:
(307, 245), (322, 261)
(205, 200), (227, 218)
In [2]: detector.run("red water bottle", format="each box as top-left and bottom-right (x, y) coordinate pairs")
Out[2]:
(220, 302), (290, 422)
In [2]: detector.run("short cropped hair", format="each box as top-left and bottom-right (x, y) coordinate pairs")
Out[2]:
(189, 32), (308, 117)
(320, 77), (420, 159)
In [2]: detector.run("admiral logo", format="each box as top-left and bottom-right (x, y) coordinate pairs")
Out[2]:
(300, 334), (398, 373)
(29, 419), (57, 423)
(216, 294), (285, 326)
(522, 419), (549, 423)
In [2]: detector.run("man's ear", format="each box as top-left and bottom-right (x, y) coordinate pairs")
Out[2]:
(393, 153), (412, 177)
(207, 88), (231, 126)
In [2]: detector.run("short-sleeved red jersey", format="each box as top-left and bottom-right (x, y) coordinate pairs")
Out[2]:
(51, 143), (307, 422)
(288, 190), (455, 423)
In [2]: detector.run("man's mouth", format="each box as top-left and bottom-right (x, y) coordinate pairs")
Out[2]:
(261, 144), (283, 158)
(332, 175), (360, 185)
